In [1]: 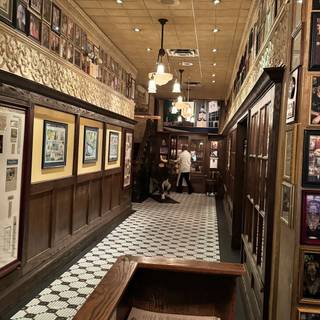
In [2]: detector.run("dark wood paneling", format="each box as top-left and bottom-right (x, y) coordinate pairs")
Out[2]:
(111, 174), (121, 209)
(89, 179), (102, 222)
(102, 175), (112, 213)
(54, 187), (73, 243)
(27, 192), (51, 260)
(74, 183), (89, 231)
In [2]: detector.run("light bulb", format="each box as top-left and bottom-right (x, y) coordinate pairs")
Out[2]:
(171, 105), (178, 114)
(156, 63), (165, 74)
(177, 95), (183, 102)
(178, 115), (182, 122)
(172, 80), (181, 93)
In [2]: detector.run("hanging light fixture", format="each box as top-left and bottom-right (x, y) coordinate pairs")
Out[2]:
(172, 69), (183, 93)
(148, 74), (157, 93)
(171, 102), (178, 114)
(148, 19), (173, 86)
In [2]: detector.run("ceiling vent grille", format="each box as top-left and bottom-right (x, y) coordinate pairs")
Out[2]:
(167, 49), (199, 58)
(184, 81), (201, 87)
(159, 0), (180, 5)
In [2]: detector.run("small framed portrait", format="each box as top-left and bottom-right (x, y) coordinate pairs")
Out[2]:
(51, 3), (60, 34)
(60, 12), (67, 36)
(108, 131), (119, 162)
(83, 126), (99, 163)
(283, 125), (297, 182)
(311, 77), (320, 125)
(298, 307), (320, 319)
(50, 31), (59, 54)
(74, 48), (81, 68)
(30, 0), (42, 15)
(303, 130), (320, 187)
(15, 1), (27, 33)
(29, 12), (41, 42)
(123, 131), (133, 188)
(310, 13), (320, 71)
(286, 67), (299, 124)
(42, 120), (68, 168)
(81, 30), (87, 51)
(300, 250), (320, 302)
(313, 0), (320, 10)
(0, 0), (13, 23)
(74, 23), (81, 47)
(42, 0), (51, 24)
(60, 37), (67, 59)
(291, 31), (301, 71)
(67, 42), (74, 64)
(280, 182), (294, 227)
(302, 191), (320, 245)
(41, 22), (50, 48)
(67, 18), (74, 41)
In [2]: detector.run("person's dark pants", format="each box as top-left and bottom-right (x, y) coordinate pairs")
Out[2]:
(177, 172), (193, 194)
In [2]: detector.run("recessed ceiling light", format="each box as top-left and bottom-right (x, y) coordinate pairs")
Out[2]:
(116, 0), (124, 3)
(212, 63), (217, 66)
(133, 27), (141, 32)
(212, 48), (217, 53)
(212, 74), (216, 77)
(212, 28), (219, 33)
(212, 80), (216, 83)
(213, 0), (221, 4)
(146, 48), (152, 52)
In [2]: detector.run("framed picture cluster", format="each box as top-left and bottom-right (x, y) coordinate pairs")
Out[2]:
(0, 0), (135, 100)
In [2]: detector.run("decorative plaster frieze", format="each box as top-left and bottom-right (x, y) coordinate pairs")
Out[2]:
(222, 7), (289, 131)
(0, 24), (135, 119)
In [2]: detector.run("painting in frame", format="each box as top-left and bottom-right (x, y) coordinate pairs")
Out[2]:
(123, 131), (133, 188)
(42, 120), (68, 169)
(0, 0), (13, 23)
(280, 181), (294, 227)
(301, 190), (320, 245)
(286, 67), (299, 124)
(29, 12), (41, 42)
(311, 76), (320, 125)
(300, 250), (320, 303)
(51, 3), (60, 34)
(283, 125), (297, 182)
(298, 307), (320, 320)
(42, 0), (51, 24)
(309, 12), (320, 71)
(108, 131), (119, 163)
(313, 0), (320, 10)
(41, 22), (50, 49)
(29, 0), (42, 15)
(83, 126), (98, 164)
(15, 1), (27, 34)
(303, 130), (320, 187)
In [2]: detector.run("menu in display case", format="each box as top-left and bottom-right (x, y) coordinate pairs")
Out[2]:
(0, 107), (25, 270)
(190, 139), (205, 174)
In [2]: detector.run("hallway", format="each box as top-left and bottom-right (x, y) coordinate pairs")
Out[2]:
(11, 193), (220, 320)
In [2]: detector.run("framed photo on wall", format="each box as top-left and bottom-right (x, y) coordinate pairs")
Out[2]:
(283, 125), (297, 182)
(309, 13), (320, 71)
(83, 126), (98, 163)
(301, 190), (320, 245)
(286, 67), (299, 124)
(280, 182), (294, 227)
(311, 76), (320, 124)
(313, 0), (320, 10)
(42, 0), (51, 24)
(42, 120), (68, 168)
(60, 12), (67, 36)
(298, 307), (320, 320)
(303, 130), (320, 187)
(123, 131), (133, 188)
(29, 13), (41, 42)
(41, 22), (49, 49)
(51, 4), (60, 34)
(0, 0), (13, 23)
(15, 1), (27, 34)
(108, 131), (119, 162)
(30, 0), (42, 15)
(300, 250), (320, 302)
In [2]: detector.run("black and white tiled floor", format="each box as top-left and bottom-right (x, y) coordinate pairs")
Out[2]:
(11, 193), (220, 320)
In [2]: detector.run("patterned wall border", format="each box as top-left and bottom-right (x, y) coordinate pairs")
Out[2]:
(0, 23), (135, 120)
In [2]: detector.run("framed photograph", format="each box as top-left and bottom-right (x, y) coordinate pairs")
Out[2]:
(310, 13), (320, 71)
(0, 0), (13, 23)
(67, 42), (74, 64)
(300, 250), (320, 302)
(74, 48), (81, 68)
(42, 120), (68, 168)
(51, 4), (60, 34)
(83, 126), (98, 163)
(286, 67), (299, 124)
(42, 0), (51, 24)
(280, 182), (294, 226)
(313, 0), (320, 10)
(303, 130), (320, 187)
(50, 31), (59, 54)
(81, 30), (87, 51)
(302, 191), (320, 245)
(291, 31), (301, 71)
(60, 12), (67, 36)
(123, 131), (133, 188)
(311, 77), (320, 125)
(29, 13), (41, 42)
(41, 22), (50, 48)
(67, 18), (74, 41)
(74, 23), (81, 47)
(15, 1), (27, 34)
(30, 0), (42, 15)
(298, 307), (320, 319)
(108, 131), (119, 163)
(60, 37), (67, 59)
(283, 125), (297, 182)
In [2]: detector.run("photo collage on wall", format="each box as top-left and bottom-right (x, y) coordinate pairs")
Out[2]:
(298, 2), (320, 318)
(0, 0), (135, 99)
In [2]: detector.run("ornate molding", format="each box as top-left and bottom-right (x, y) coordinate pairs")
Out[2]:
(222, 7), (289, 131)
(0, 24), (135, 119)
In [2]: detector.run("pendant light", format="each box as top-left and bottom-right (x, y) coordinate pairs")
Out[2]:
(172, 69), (183, 93)
(148, 74), (157, 93)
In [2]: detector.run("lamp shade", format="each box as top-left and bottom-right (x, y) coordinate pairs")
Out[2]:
(148, 72), (173, 86)
(156, 63), (165, 74)
(148, 78), (157, 93)
(172, 80), (181, 93)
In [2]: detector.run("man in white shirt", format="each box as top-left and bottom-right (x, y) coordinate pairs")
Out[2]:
(177, 145), (193, 194)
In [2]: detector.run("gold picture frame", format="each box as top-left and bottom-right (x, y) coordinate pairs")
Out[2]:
(298, 307), (320, 319)
(283, 124), (297, 182)
(280, 181), (294, 227)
